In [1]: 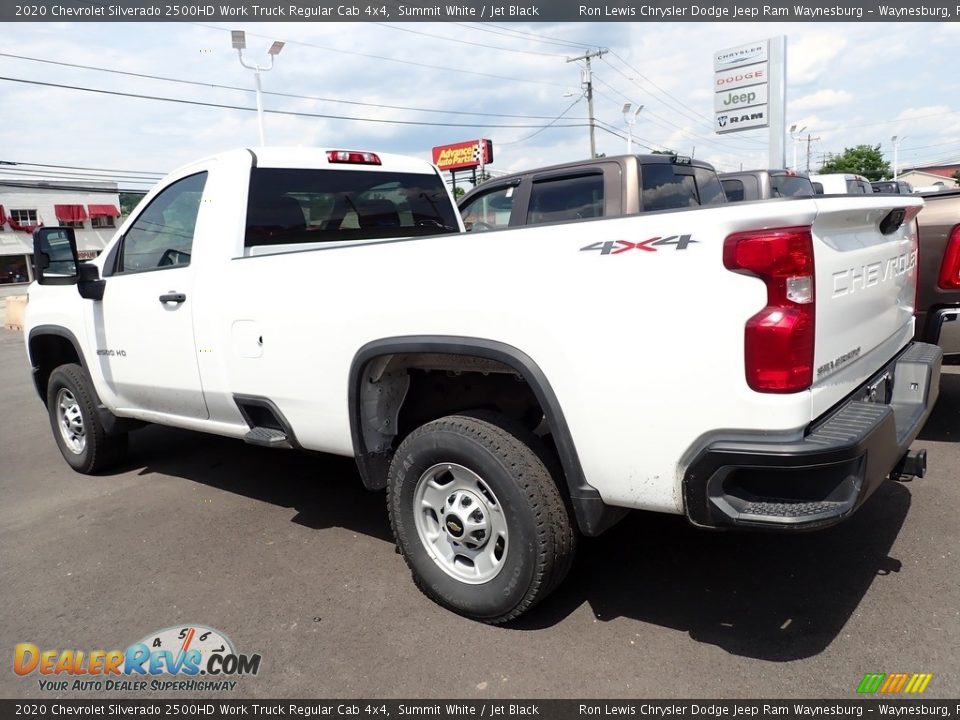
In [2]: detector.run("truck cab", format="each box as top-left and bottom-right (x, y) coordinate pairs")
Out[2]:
(458, 154), (726, 231)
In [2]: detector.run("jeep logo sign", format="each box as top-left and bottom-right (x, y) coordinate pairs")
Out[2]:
(713, 84), (768, 112)
(715, 108), (769, 134)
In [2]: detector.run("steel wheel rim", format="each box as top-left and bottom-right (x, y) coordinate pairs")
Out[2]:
(412, 462), (508, 584)
(56, 388), (86, 455)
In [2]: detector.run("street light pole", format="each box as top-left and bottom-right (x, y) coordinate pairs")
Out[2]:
(232, 30), (284, 146)
(622, 103), (643, 155)
(892, 135), (906, 180)
(789, 124), (806, 170)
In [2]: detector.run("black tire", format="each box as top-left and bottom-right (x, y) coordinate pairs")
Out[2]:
(46, 363), (127, 474)
(387, 413), (576, 623)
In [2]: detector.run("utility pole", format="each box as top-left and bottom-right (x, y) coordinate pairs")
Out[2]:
(567, 48), (607, 158)
(804, 133), (821, 172)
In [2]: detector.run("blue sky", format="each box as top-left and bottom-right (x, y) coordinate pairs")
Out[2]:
(2, 21), (958, 189)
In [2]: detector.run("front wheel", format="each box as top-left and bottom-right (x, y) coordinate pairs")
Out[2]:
(46, 363), (127, 474)
(387, 414), (576, 623)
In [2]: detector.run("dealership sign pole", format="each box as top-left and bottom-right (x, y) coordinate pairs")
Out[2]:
(713, 37), (786, 168)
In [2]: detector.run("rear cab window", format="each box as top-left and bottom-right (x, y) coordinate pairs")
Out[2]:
(244, 168), (458, 252)
(640, 164), (726, 212)
(721, 178), (745, 202)
(770, 175), (814, 198)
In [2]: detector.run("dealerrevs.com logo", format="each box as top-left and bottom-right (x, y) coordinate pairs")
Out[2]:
(14, 625), (261, 692)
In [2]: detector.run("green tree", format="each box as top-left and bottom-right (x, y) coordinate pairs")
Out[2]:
(951, 170), (960, 184)
(452, 186), (465, 200)
(818, 144), (890, 181)
(119, 192), (146, 217)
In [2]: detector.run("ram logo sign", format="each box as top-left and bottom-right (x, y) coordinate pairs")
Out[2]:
(715, 110), (768, 134)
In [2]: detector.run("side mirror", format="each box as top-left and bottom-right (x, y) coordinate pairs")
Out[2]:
(32, 227), (106, 300)
(33, 227), (79, 285)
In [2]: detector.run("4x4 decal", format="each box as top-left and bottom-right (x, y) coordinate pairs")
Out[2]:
(580, 235), (697, 255)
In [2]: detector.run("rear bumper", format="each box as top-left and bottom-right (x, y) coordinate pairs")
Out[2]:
(918, 307), (960, 355)
(683, 342), (942, 530)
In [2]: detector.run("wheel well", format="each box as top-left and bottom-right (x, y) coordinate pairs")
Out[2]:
(363, 352), (543, 457)
(29, 332), (82, 402)
(349, 339), (626, 536)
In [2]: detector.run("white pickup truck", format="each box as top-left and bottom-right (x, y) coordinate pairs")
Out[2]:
(26, 147), (941, 623)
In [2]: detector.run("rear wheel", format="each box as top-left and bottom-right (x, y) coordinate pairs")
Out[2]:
(387, 413), (576, 623)
(46, 364), (127, 474)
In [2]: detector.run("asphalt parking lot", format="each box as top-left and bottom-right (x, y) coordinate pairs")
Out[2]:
(1, 326), (958, 700)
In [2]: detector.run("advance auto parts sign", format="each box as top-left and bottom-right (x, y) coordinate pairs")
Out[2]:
(713, 40), (769, 135)
(432, 139), (494, 171)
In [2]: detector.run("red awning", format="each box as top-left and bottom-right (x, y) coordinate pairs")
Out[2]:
(87, 204), (120, 218)
(7, 218), (41, 233)
(55, 204), (88, 222)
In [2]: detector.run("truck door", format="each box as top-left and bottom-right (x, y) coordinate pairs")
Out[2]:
(90, 172), (209, 419)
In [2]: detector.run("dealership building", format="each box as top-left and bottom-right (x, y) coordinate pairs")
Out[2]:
(0, 178), (121, 291)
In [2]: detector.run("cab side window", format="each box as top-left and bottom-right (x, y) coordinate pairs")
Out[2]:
(459, 185), (516, 232)
(722, 179), (745, 202)
(118, 172), (207, 273)
(526, 173), (604, 225)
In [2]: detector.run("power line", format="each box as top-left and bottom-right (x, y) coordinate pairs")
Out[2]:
(601, 55), (768, 150)
(371, 23), (563, 58)
(0, 179), (146, 194)
(0, 75), (594, 130)
(499, 96), (584, 146)
(0, 52), (574, 121)
(1, 160), (165, 175)
(188, 23), (567, 90)
(591, 79), (765, 157)
(0, 167), (160, 183)
(454, 22), (589, 50)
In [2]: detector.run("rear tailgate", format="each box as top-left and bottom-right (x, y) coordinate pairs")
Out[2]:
(810, 195), (923, 417)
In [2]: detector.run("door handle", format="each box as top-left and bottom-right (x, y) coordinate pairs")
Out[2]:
(159, 293), (186, 304)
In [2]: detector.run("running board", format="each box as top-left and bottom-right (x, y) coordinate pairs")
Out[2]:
(243, 426), (293, 449)
(234, 394), (299, 450)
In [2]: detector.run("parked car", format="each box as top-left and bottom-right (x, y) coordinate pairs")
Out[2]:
(26, 146), (940, 623)
(719, 169), (815, 202)
(810, 173), (873, 195)
(458, 153), (726, 231)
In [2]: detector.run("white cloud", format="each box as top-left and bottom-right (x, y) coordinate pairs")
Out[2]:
(787, 33), (847, 85)
(792, 89), (853, 112)
(0, 21), (956, 185)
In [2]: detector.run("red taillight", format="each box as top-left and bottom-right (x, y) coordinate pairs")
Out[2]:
(326, 150), (382, 165)
(724, 226), (815, 393)
(937, 225), (960, 290)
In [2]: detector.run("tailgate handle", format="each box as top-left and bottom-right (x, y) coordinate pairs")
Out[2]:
(880, 209), (906, 235)
(159, 292), (186, 304)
